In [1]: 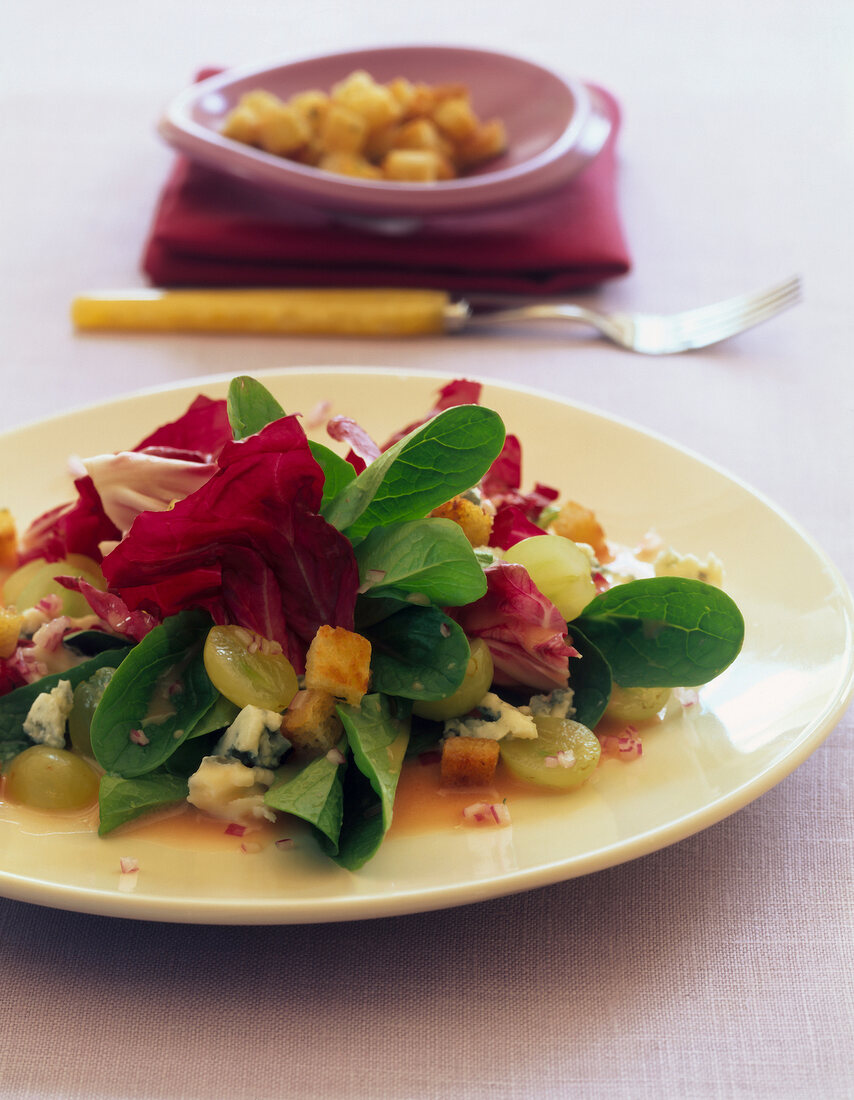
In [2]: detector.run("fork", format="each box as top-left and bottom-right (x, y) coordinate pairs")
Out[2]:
(450, 275), (802, 353)
(72, 277), (801, 350)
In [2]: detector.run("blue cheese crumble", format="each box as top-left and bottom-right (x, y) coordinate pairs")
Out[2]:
(214, 705), (291, 768)
(23, 679), (73, 748)
(654, 547), (724, 586)
(186, 756), (277, 824)
(443, 692), (538, 741)
(525, 687), (576, 720)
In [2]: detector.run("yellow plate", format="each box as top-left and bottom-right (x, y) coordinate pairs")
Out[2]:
(1, 368), (852, 923)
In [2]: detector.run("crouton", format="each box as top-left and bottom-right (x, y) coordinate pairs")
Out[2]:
(0, 607), (23, 659)
(0, 509), (17, 570)
(430, 496), (493, 547)
(281, 688), (343, 759)
(551, 501), (612, 563)
(441, 736), (500, 787)
(304, 625), (371, 705)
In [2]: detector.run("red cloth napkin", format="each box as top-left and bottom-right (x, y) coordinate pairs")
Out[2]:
(142, 75), (630, 296)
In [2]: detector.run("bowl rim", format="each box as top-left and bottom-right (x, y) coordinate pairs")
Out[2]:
(157, 44), (603, 215)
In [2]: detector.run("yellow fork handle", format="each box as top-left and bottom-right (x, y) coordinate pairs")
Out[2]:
(71, 288), (452, 336)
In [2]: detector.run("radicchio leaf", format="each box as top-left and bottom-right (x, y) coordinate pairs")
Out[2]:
(101, 416), (359, 671)
(18, 475), (121, 565)
(453, 561), (572, 691)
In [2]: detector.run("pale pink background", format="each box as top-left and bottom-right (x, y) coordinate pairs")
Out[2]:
(1, 1), (852, 1097)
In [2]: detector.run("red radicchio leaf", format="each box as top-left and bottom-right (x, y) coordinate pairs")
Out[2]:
(100, 416), (359, 672)
(18, 395), (231, 566)
(133, 394), (232, 459)
(380, 378), (483, 450)
(56, 576), (159, 642)
(453, 561), (571, 692)
(326, 416), (381, 474)
(18, 475), (122, 565)
(489, 505), (546, 550)
(482, 435), (559, 525)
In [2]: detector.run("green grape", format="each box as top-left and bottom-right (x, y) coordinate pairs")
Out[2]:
(605, 684), (671, 723)
(412, 638), (494, 721)
(203, 625), (299, 711)
(4, 554), (106, 617)
(5, 745), (99, 810)
(502, 535), (596, 621)
(68, 667), (116, 756)
(499, 715), (600, 790)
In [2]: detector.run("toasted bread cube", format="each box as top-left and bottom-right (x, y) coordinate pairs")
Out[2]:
(221, 105), (262, 145)
(363, 121), (401, 162)
(0, 606), (23, 659)
(441, 737), (499, 787)
(240, 89), (285, 114)
(255, 104), (311, 156)
(281, 688), (343, 759)
(386, 76), (417, 115)
(320, 102), (368, 154)
(331, 70), (402, 131)
(431, 496), (494, 547)
(318, 152), (383, 179)
(455, 118), (508, 168)
(552, 501), (611, 563)
(304, 625), (371, 705)
(382, 149), (442, 182)
(392, 117), (445, 152)
(0, 509), (17, 570)
(289, 89), (329, 128)
(431, 96), (479, 141)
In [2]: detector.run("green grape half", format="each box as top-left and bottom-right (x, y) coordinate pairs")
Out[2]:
(3, 554), (106, 618)
(502, 535), (596, 621)
(605, 684), (671, 723)
(4, 745), (99, 810)
(203, 625), (299, 711)
(499, 715), (600, 790)
(412, 638), (494, 721)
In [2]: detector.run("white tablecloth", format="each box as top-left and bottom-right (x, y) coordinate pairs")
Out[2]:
(1, 2), (852, 1097)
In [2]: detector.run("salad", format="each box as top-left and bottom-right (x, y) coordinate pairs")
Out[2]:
(0, 377), (744, 870)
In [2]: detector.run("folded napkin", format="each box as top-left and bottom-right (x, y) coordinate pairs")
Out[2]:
(142, 72), (630, 296)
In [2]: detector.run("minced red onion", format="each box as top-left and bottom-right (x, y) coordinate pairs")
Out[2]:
(119, 857), (139, 874)
(674, 687), (700, 707)
(462, 801), (511, 826)
(224, 823), (246, 836)
(129, 728), (150, 746)
(275, 837), (295, 850)
(326, 748), (346, 765)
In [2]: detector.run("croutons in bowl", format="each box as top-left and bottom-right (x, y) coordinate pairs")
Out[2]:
(157, 45), (610, 216)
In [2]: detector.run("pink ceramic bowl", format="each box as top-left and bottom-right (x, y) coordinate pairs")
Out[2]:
(157, 45), (611, 217)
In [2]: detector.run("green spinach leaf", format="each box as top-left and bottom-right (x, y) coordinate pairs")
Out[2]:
(98, 772), (189, 836)
(575, 577), (744, 687)
(367, 605), (470, 700)
(321, 405), (505, 540)
(90, 610), (217, 778)
(355, 518), (486, 607)
(330, 694), (410, 870)
(567, 625), (613, 728)
(62, 630), (133, 657)
(264, 744), (347, 851)
(0, 646), (132, 756)
(187, 694), (240, 740)
(227, 375), (285, 440)
(309, 441), (356, 509)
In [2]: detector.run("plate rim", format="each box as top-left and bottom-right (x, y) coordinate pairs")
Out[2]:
(1, 366), (852, 924)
